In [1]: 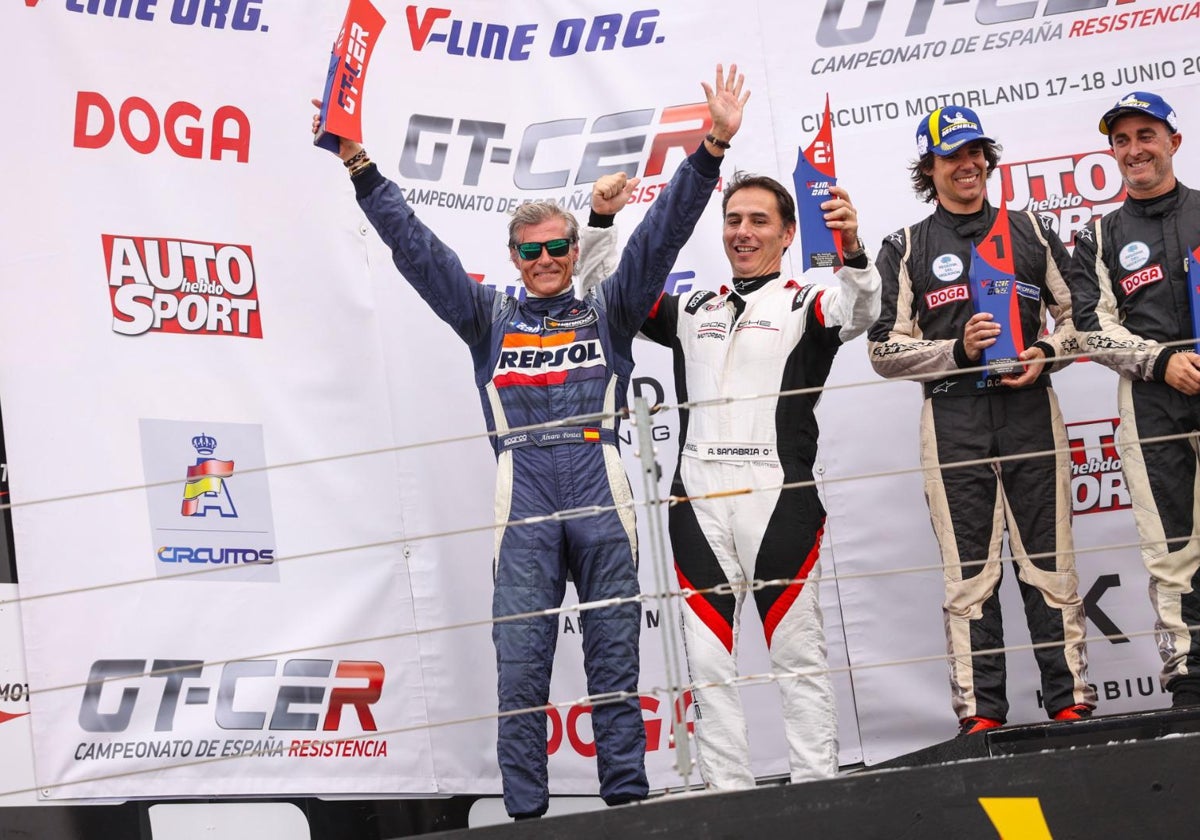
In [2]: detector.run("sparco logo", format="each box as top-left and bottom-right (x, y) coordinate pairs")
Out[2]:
(407, 6), (663, 60)
(105, 235), (262, 338)
(398, 103), (709, 189)
(816, 0), (1137, 47)
(78, 658), (383, 733)
(1067, 418), (1130, 515)
(925, 284), (968, 309)
(993, 150), (1126, 246)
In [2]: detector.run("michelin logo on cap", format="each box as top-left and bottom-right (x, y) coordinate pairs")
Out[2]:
(916, 107), (994, 157)
(1099, 91), (1179, 136)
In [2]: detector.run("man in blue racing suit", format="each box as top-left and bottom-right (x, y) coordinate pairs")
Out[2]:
(313, 64), (748, 818)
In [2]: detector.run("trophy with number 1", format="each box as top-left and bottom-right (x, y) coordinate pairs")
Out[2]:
(969, 203), (1023, 378)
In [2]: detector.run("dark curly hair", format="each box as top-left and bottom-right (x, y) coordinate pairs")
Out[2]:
(908, 140), (1003, 204)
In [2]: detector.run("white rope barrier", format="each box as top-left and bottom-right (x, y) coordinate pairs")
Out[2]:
(0, 332), (1192, 801)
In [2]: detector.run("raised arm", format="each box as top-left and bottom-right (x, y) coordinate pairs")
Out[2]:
(597, 63), (748, 336)
(312, 98), (494, 345)
(577, 172), (639, 297)
(813, 185), (881, 343)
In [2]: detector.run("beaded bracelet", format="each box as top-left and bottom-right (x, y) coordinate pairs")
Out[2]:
(343, 149), (368, 169)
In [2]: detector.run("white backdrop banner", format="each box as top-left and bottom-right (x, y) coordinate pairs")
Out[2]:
(2, 0), (1197, 801)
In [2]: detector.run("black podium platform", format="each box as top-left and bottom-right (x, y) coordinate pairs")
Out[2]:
(0, 708), (1194, 837)
(430, 706), (1200, 839)
(874, 703), (1200, 768)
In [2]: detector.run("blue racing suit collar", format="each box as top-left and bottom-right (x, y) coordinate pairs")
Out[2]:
(518, 287), (577, 311)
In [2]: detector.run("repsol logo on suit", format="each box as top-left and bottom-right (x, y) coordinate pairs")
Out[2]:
(497, 341), (604, 371)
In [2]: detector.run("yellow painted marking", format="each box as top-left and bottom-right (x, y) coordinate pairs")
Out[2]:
(979, 797), (1054, 840)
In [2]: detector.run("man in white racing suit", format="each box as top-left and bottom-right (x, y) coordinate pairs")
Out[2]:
(582, 172), (880, 788)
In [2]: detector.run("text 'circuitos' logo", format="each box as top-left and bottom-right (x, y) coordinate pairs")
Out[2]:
(140, 419), (278, 583)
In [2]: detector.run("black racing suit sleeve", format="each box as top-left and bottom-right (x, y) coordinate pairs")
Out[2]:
(597, 145), (722, 338)
(866, 234), (904, 345)
(1067, 222), (1104, 334)
(1067, 219), (1170, 381)
(355, 164), (496, 346)
(640, 293), (682, 347)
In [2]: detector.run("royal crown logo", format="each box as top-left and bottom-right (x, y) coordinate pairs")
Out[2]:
(181, 433), (237, 518)
(191, 433), (217, 456)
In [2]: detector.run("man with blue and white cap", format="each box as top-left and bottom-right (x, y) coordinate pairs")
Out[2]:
(868, 106), (1096, 736)
(1069, 91), (1200, 709)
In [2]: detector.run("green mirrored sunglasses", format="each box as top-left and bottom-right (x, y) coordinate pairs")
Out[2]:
(515, 238), (572, 260)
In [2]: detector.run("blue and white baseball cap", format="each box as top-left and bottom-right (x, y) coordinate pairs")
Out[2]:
(1099, 91), (1179, 136)
(915, 107), (993, 157)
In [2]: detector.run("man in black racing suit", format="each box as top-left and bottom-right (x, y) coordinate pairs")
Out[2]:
(868, 106), (1096, 736)
(1068, 90), (1200, 708)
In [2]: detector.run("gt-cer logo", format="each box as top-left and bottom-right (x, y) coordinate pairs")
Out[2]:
(816, 0), (1133, 47)
(399, 104), (710, 189)
(78, 659), (383, 733)
(74, 91), (250, 162)
(334, 21), (373, 116)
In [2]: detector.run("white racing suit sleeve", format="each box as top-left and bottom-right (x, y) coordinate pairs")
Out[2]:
(576, 223), (619, 298)
(821, 255), (883, 342)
